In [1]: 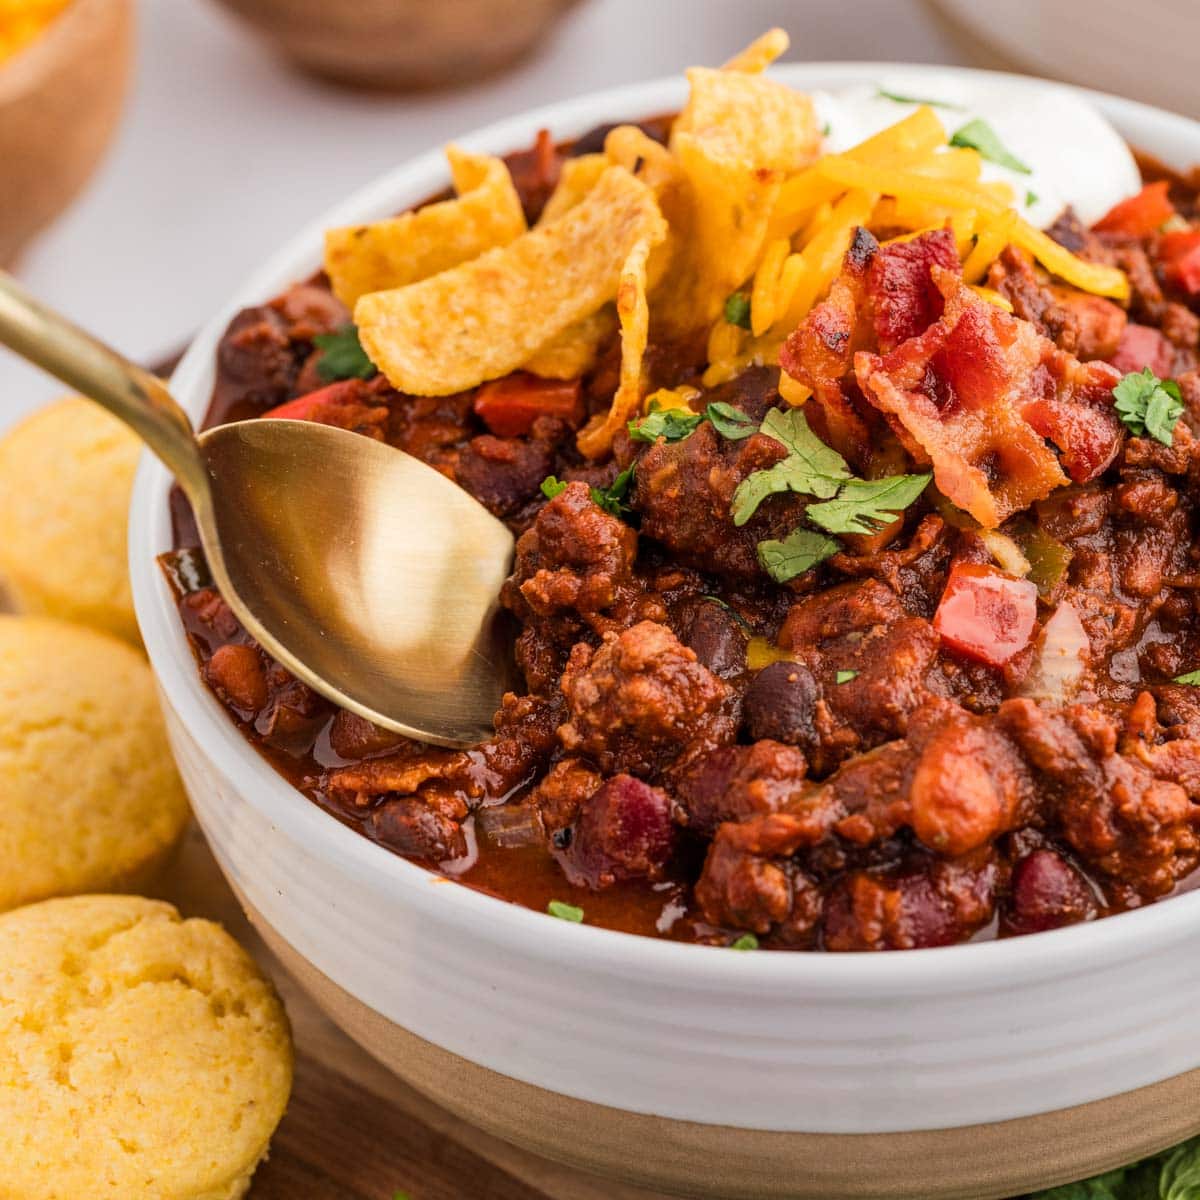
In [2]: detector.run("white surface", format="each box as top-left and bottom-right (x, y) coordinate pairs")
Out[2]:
(131, 66), (1200, 1158)
(0, 0), (963, 435)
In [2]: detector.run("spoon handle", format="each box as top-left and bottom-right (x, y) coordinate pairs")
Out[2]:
(0, 270), (210, 503)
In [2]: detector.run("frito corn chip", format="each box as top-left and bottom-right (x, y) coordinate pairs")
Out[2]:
(324, 146), (525, 307)
(722, 27), (789, 74)
(538, 153), (608, 225)
(356, 167), (667, 396)
(577, 238), (652, 459)
(663, 67), (820, 332)
(524, 307), (616, 379)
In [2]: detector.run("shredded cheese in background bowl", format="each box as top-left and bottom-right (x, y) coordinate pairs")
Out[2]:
(0, 0), (72, 63)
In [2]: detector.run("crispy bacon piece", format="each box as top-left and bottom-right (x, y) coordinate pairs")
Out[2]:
(866, 226), (959, 351)
(854, 267), (1124, 528)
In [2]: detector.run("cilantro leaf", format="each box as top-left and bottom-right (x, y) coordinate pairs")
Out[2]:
(1112, 367), (1183, 445)
(836, 669), (858, 684)
(805, 473), (931, 535)
(1160, 1136), (1200, 1200)
(724, 292), (752, 329)
(729, 933), (759, 950)
(629, 407), (704, 443)
(591, 463), (634, 516)
(949, 118), (1031, 174)
(548, 900), (584, 923)
(540, 475), (568, 500)
(313, 323), (377, 381)
(876, 87), (965, 110)
(756, 528), (840, 583)
(1025, 189), (1039, 208)
(1174, 670), (1200, 686)
(706, 401), (757, 440)
(732, 409), (851, 525)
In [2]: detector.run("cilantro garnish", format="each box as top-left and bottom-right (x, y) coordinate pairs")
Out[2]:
(876, 87), (965, 111)
(706, 401), (758, 440)
(592, 463), (635, 516)
(313, 323), (377, 381)
(1112, 367), (1183, 445)
(731, 409), (851, 525)
(820, 121), (832, 138)
(730, 933), (759, 950)
(629, 401), (756, 444)
(540, 466), (634, 517)
(724, 292), (752, 330)
(629, 407), (704, 443)
(756, 528), (841, 583)
(805, 473), (931, 535)
(949, 118), (1031, 174)
(1174, 670), (1200, 686)
(1025, 189), (1038, 208)
(836, 669), (858, 684)
(548, 900), (584, 923)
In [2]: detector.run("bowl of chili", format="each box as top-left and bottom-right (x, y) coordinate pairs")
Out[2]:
(131, 62), (1200, 1199)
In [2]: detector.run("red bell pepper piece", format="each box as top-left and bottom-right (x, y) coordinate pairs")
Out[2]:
(933, 563), (1038, 668)
(473, 373), (582, 438)
(1161, 229), (1200, 295)
(1107, 322), (1175, 377)
(261, 381), (361, 422)
(1094, 181), (1175, 237)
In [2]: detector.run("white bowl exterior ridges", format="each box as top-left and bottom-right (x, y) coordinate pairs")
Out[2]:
(131, 63), (1200, 1135)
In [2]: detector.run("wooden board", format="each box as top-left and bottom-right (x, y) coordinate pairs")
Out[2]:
(157, 823), (673, 1200)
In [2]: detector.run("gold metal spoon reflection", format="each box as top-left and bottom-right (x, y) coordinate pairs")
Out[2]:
(0, 271), (517, 747)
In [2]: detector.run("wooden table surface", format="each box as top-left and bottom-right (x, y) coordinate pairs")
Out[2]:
(159, 823), (673, 1200)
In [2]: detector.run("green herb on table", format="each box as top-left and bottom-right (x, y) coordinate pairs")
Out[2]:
(1029, 1132), (1200, 1198)
(731, 409), (851, 525)
(876, 87), (965, 111)
(949, 118), (1032, 174)
(1026, 189), (1039, 208)
(729, 933), (759, 950)
(313, 323), (377, 382)
(836, 670), (858, 685)
(724, 292), (752, 330)
(548, 900), (584, 923)
(1174, 670), (1200, 686)
(756, 528), (841, 584)
(805, 473), (932, 536)
(1113, 367), (1184, 445)
(820, 120), (832, 138)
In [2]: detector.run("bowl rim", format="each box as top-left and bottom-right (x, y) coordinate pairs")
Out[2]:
(131, 59), (1200, 995)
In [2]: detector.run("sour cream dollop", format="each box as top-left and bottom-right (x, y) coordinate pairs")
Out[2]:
(813, 75), (1142, 229)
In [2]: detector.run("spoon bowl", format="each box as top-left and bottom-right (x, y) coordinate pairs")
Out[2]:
(0, 270), (516, 746)
(199, 418), (516, 746)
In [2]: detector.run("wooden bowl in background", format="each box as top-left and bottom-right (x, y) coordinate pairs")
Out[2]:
(0, 0), (134, 266)
(209, 0), (581, 90)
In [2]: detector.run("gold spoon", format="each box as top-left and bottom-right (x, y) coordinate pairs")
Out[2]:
(0, 271), (517, 747)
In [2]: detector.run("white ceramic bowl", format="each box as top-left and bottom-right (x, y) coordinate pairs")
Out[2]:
(130, 64), (1200, 1200)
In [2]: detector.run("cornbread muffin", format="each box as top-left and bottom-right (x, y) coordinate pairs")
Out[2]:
(0, 397), (141, 645)
(0, 895), (292, 1199)
(0, 616), (188, 910)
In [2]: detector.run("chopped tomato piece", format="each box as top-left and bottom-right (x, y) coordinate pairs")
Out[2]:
(261, 380), (388, 440)
(473, 373), (582, 437)
(1094, 181), (1175, 237)
(933, 563), (1038, 668)
(1107, 322), (1175, 377)
(1161, 229), (1200, 295)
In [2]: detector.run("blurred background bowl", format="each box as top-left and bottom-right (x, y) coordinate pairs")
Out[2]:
(0, 0), (133, 266)
(209, 0), (582, 90)
(926, 0), (1200, 119)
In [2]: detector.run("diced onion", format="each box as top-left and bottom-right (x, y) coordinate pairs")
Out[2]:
(980, 529), (1031, 575)
(1021, 601), (1089, 704)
